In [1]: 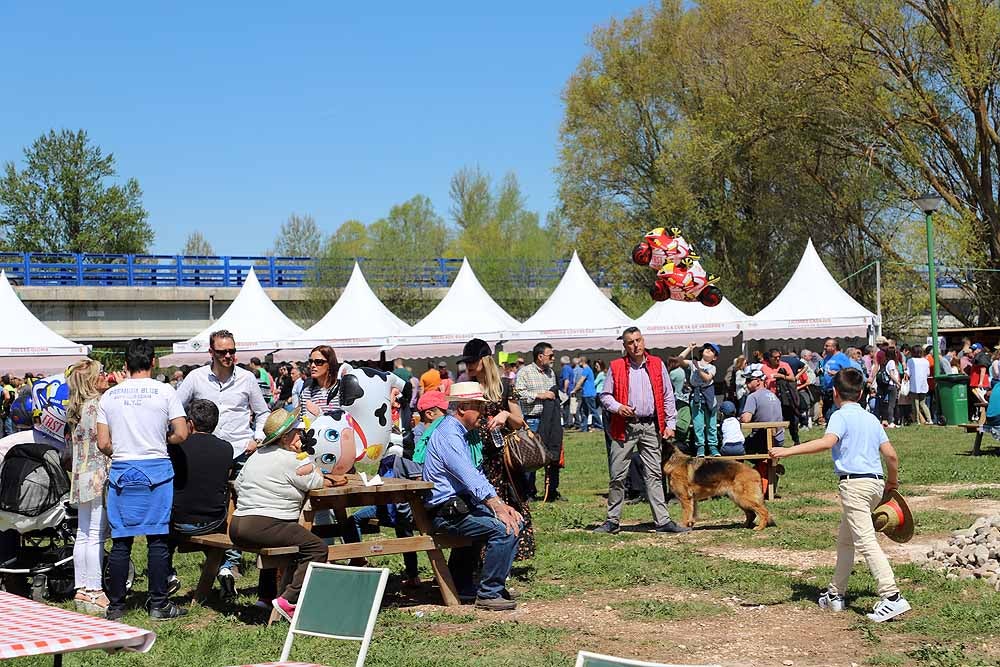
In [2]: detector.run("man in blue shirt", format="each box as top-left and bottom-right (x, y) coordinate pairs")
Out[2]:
(422, 382), (524, 611)
(820, 338), (852, 422)
(574, 356), (602, 432)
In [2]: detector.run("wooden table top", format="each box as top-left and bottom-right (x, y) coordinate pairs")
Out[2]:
(308, 474), (433, 498)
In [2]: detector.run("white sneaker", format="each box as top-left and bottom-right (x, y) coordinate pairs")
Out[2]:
(818, 590), (846, 612)
(866, 596), (911, 622)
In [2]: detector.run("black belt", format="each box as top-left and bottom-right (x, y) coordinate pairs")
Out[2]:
(632, 415), (657, 424)
(839, 473), (884, 481)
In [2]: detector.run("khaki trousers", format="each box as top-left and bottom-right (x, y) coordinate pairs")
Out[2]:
(606, 421), (670, 526)
(830, 478), (898, 598)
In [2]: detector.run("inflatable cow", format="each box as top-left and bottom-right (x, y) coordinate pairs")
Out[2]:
(306, 363), (405, 475)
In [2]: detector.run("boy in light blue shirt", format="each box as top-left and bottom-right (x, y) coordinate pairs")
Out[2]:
(772, 367), (910, 623)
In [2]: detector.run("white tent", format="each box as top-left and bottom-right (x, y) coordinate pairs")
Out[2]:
(274, 262), (407, 363)
(160, 267), (304, 366)
(504, 252), (632, 353)
(636, 297), (751, 349)
(388, 258), (520, 359)
(0, 270), (90, 373)
(744, 239), (877, 340)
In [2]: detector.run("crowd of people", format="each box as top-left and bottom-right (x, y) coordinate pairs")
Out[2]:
(6, 326), (990, 626)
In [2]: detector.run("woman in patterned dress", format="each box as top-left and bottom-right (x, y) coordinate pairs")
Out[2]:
(461, 338), (535, 560)
(66, 359), (111, 612)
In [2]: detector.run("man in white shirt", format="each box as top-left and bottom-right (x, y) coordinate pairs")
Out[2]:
(907, 344), (932, 425)
(174, 329), (269, 598)
(97, 338), (189, 620)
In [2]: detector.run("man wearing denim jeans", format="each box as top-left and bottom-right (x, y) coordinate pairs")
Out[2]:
(423, 382), (523, 611)
(175, 330), (268, 600)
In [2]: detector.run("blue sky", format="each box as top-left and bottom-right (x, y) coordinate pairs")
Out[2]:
(0, 2), (650, 255)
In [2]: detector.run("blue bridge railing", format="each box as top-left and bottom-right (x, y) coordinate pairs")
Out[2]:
(0, 253), (582, 289)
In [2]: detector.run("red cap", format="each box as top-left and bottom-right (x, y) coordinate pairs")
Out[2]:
(417, 391), (449, 412)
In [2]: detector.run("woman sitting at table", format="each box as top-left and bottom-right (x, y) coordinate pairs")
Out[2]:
(230, 408), (333, 622)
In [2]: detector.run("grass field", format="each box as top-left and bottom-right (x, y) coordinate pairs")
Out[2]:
(7, 424), (1000, 666)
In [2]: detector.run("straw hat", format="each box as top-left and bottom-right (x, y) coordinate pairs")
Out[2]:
(872, 490), (914, 543)
(447, 381), (487, 402)
(261, 408), (303, 446)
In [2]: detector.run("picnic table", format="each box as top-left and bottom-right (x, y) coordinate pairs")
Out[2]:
(305, 475), (470, 607)
(713, 420), (789, 500)
(0, 590), (156, 665)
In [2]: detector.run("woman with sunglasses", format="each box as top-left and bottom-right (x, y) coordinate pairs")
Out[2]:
(300, 345), (340, 417)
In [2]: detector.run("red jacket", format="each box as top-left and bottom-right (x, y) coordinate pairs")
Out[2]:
(608, 354), (667, 442)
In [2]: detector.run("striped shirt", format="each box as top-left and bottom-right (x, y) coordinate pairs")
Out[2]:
(299, 380), (341, 415)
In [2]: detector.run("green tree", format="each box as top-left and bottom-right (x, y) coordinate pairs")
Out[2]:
(448, 167), (573, 319)
(0, 129), (152, 253)
(181, 231), (214, 257)
(557, 0), (987, 329)
(270, 213), (323, 258)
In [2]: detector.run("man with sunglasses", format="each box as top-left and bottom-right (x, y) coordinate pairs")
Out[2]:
(175, 329), (270, 599)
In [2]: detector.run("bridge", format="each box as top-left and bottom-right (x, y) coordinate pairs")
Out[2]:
(4, 253), (578, 345)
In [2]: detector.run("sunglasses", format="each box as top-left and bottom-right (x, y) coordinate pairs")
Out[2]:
(308, 358), (328, 366)
(211, 348), (237, 357)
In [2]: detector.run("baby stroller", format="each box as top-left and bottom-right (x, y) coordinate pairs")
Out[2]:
(0, 442), (135, 601)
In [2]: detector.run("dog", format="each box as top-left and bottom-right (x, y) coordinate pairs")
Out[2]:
(662, 441), (772, 530)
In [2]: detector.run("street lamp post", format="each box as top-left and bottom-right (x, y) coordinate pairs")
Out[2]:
(915, 193), (944, 375)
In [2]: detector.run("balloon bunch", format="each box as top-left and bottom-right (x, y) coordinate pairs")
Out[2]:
(631, 227), (723, 307)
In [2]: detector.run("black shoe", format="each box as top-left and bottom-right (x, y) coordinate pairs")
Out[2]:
(166, 574), (181, 597)
(149, 602), (188, 620)
(217, 572), (237, 600)
(655, 520), (692, 534)
(106, 606), (126, 621)
(593, 520), (620, 534)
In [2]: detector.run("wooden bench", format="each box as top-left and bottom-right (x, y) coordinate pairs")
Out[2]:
(175, 532), (299, 601)
(959, 422), (999, 456)
(713, 421), (789, 500)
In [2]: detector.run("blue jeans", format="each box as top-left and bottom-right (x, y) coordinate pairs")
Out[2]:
(222, 451), (251, 573)
(431, 501), (522, 600)
(691, 401), (719, 455)
(343, 505), (418, 578)
(2, 417), (12, 437)
(578, 396), (602, 432)
(108, 534), (170, 612)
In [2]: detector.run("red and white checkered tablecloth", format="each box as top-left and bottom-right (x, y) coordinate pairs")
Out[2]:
(0, 590), (156, 659)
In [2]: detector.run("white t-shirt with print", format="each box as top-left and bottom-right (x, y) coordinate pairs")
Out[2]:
(97, 378), (186, 461)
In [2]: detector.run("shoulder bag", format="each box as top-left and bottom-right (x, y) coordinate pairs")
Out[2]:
(502, 427), (550, 472)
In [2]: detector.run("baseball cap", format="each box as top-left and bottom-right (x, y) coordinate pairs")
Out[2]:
(436, 360), (448, 369)
(417, 390), (449, 412)
(459, 338), (492, 365)
(971, 343), (984, 351)
(746, 363), (766, 381)
(702, 342), (721, 356)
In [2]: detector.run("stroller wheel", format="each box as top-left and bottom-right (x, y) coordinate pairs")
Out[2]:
(31, 574), (47, 602)
(102, 555), (136, 594)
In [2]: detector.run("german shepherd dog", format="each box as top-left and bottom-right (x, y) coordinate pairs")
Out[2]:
(662, 440), (772, 530)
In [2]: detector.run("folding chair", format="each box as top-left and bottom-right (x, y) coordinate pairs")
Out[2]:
(575, 651), (721, 667)
(235, 563), (389, 667)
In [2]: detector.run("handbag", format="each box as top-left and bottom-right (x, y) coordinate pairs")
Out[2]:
(502, 428), (550, 472)
(899, 377), (910, 397)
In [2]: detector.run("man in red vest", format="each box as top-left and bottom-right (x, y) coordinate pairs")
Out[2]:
(596, 327), (688, 534)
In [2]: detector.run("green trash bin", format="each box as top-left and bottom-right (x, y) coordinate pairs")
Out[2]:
(935, 374), (969, 425)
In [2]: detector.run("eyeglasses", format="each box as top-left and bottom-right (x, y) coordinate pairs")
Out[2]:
(211, 348), (237, 357)
(308, 358), (328, 366)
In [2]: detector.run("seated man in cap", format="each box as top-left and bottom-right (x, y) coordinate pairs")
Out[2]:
(422, 382), (523, 611)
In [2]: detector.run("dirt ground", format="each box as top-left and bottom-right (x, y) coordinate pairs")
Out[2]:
(408, 484), (1000, 667)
